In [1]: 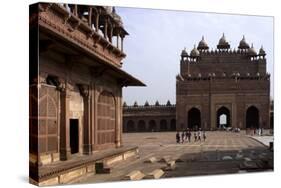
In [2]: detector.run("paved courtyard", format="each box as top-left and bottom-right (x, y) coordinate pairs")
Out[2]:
(78, 131), (273, 184)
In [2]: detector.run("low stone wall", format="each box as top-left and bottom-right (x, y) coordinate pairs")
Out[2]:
(30, 147), (139, 186)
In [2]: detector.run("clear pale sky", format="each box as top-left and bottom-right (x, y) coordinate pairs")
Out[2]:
(116, 7), (274, 105)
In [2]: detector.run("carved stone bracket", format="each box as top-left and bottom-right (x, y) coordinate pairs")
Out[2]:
(77, 84), (90, 98)
(57, 78), (66, 92)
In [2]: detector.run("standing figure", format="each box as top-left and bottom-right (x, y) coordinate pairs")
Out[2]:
(194, 132), (197, 142)
(185, 130), (189, 142)
(203, 131), (206, 142)
(188, 130), (191, 142)
(181, 131), (185, 143)
(176, 131), (180, 144)
(198, 130), (201, 142)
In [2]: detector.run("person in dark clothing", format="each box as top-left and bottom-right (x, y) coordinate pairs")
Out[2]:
(176, 132), (180, 143)
(203, 131), (206, 142)
(181, 131), (185, 143)
(198, 130), (201, 142)
(188, 131), (191, 142)
(194, 132), (197, 142)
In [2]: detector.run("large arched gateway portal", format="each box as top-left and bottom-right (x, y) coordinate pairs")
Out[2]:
(217, 106), (231, 129)
(188, 108), (201, 130)
(246, 106), (259, 129)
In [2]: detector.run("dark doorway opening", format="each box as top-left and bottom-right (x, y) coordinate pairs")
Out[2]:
(160, 120), (168, 131)
(216, 106), (231, 129)
(127, 120), (135, 132)
(70, 119), (79, 154)
(170, 119), (176, 131)
(138, 120), (146, 132)
(188, 108), (201, 130)
(148, 120), (157, 132)
(246, 106), (259, 129)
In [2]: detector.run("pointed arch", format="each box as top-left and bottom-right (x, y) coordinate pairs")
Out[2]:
(246, 106), (259, 129)
(216, 106), (231, 129)
(188, 107), (201, 130)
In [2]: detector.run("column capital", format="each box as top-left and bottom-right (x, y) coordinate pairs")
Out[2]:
(77, 84), (90, 98)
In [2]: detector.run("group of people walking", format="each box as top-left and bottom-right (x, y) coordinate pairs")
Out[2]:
(176, 128), (206, 144)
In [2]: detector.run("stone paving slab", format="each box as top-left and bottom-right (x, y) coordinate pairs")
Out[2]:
(79, 132), (273, 184)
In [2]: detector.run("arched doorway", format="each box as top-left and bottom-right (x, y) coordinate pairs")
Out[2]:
(188, 108), (201, 130)
(246, 106), (259, 129)
(148, 120), (157, 132)
(160, 120), (168, 131)
(97, 91), (116, 145)
(170, 119), (176, 131)
(127, 120), (135, 132)
(216, 106), (231, 129)
(138, 120), (146, 132)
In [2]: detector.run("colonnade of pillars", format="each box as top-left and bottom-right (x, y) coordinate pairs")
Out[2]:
(62, 4), (125, 52)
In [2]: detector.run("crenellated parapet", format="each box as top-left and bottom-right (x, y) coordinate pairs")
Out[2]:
(179, 34), (268, 78)
(123, 100), (176, 121)
(123, 100), (176, 110)
(181, 34), (266, 63)
(176, 72), (270, 82)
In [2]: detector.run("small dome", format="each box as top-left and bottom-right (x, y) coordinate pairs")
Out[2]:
(104, 6), (113, 14)
(181, 47), (188, 57)
(133, 101), (138, 107)
(155, 100), (160, 106)
(248, 43), (257, 56)
(166, 100), (171, 106)
(217, 33), (230, 49)
(144, 101), (149, 106)
(259, 46), (266, 56)
(190, 45), (200, 57)
(111, 7), (123, 26)
(238, 35), (250, 49)
(197, 36), (209, 50)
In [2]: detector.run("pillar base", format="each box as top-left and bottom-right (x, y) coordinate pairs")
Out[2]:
(83, 144), (92, 155)
(60, 148), (71, 161)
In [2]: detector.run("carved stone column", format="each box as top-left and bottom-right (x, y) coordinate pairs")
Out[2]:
(115, 91), (122, 147)
(78, 84), (92, 155)
(88, 7), (92, 27)
(120, 35), (124, 52)
(104, 18), (108, 40)
(95, 11), (99, 32)
(58, 81), (71, 160)
(116, 33), (120, 49)
(109, 25), (113, 43)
